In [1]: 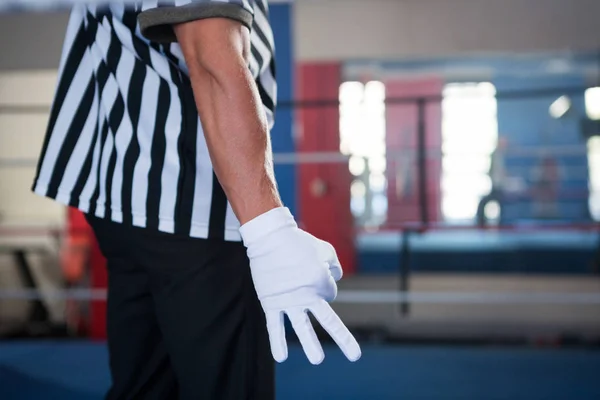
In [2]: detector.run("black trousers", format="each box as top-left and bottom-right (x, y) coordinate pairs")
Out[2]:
(86, 215), (274, 400)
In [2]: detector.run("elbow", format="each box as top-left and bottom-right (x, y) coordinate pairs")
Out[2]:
(173, 18), (251, 88)
(187, 49), (249, 91)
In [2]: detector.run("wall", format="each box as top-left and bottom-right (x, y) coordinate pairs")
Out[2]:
(0, 11), (68, 70)
(269, 4), (297, 215)
(0, 69), (66, 324)
(0, 11), (70, 227)
(3, 0), (600, 65)
(0, 70), (64, 225)
(294, 0), (600, 61)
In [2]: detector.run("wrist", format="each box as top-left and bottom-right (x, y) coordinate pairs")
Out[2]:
(239, 207), (297, 247)
(237, 197), (282, 225)
(232, 175), (282, 225)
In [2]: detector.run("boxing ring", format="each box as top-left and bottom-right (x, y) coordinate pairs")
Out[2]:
(2, 150), (600, 399)
(1, 18), (600, 396)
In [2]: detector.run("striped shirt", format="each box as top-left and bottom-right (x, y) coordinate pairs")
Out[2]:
(32, 0), (276, 241)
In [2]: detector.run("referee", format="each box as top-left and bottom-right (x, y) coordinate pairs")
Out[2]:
(32, 1), (361, 399)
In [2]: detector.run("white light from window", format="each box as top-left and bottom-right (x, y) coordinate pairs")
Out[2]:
(340, 80), (387, 226)
(349, 156), (366, 176)
(588, 136), (600, 221)
(441, 82), (498, 222)
(368, 156), (387, 174)
(351, 180), (366, 198)
(364, 81), (386, 105)
(339, 81), (364, 104)
(549, 95), (571, 119)
(484, 200), (501, 221)
(370, 173), (387, 192)
(585, 87), (600, 120)
(372, 194), (388, 216)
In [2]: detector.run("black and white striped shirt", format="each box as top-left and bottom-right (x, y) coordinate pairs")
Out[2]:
(33, 0), (276, 241)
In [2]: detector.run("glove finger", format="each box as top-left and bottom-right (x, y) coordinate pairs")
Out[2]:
(266, 310), (288, 363)
(311, 300), (361, 362)
(288, 308), (325, 365)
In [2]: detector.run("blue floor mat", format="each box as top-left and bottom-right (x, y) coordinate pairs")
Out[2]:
(1, 341), (599, 400)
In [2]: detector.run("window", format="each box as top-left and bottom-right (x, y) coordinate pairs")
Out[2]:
(583, 87), (600, 221)
(339, 81), (387, 226)
(585, 87), (600, 120)
(588, 136), (600, 221)
(441, 82), (498, 222)
(549, 95), (572, 119)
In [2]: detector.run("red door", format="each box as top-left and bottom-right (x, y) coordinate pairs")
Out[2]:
(385, 77), (443, 227)
(297, 63), (355, 274)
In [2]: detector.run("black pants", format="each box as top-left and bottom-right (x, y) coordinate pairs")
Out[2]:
(86, 216), (274, 400)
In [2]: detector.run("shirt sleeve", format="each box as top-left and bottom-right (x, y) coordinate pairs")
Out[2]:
(138, 0), (254, 43)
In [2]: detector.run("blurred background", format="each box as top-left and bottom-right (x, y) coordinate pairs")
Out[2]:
(1, 0), (600, 399)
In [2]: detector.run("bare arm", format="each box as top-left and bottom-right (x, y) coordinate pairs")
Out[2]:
(173, 18), (281, 224)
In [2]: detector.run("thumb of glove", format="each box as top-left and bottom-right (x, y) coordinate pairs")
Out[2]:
(317, 239), (343, 281)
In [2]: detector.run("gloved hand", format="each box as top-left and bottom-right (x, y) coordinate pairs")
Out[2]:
(239, 207), (361, 365)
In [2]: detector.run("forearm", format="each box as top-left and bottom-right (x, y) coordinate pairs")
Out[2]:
(174, 19), (281, 224)
(189, 63), (282, 224)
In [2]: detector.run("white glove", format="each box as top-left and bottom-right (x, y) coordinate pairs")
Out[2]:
(239, 207), (361, 365)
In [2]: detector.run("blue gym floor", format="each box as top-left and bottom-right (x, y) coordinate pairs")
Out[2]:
(1, 341), (599, 399)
